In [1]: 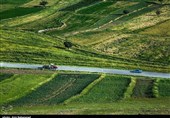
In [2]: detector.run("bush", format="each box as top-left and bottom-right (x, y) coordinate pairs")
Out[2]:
(64, 41), (73, 49)
(123, 10), (130, 14)
(39, 0), (48, 7)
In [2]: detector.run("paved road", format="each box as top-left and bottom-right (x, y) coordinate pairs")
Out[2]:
(0, 62), (170, 79)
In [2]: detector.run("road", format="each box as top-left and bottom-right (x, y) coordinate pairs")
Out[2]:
(0, 62), (170, 79)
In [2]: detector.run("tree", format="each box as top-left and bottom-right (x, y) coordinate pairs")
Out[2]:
(39, 0), (48, 7)
(123, 10), (130, 14)
(64, 41), (73, 49)
(158, 0), (163, 3)
(156, 10), (161, 16)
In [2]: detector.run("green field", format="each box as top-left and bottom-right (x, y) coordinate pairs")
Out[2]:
(0, 73), (13, 82)
(0, 0), (170, 115)
(9, 73), (99, 106)
(0, 73), (52, 104)
(0, 7), (43, 20)
(158, 79), (170, 97)
(0, 71), (169, 115)
(71, 75), (131, 103)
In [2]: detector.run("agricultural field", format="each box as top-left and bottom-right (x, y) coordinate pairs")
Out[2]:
(0, 0), (170, 115)
(70, 75), (131, 103)
(158, 79), (170, 97)
(0, 71), (169, 115)
(0, 73), (52, 105)
(132, 78), (154, 98)
(9, 73), (99, 106)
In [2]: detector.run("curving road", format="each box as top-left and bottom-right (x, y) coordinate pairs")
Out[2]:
(0, 62), (170, 79)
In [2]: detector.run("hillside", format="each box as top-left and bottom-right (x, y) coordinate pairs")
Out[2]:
(0, 0), (170, 115)
(0, 0), (170, 72)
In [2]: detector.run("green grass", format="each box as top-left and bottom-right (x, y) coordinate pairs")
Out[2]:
(0, 73), (52, 105)
(60, 0), (102, 11)
(9, 73), (100, 106)
(0, 0), (31, 4)
(4, 97), (170, 115)
(158, 79), (170, 97)
(0, 73), (13, 82)
(124, 77), (137, 99)
(0, 7), (43, 20)
(1, 29), (169, 73)
(77, 1), (115, 14)
(71, 75), (131, 103)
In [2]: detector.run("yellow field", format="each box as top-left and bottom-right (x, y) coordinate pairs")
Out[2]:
(141, 19), (170, 36)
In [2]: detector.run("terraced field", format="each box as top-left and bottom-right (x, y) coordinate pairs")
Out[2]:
(0, 0), (170, 115)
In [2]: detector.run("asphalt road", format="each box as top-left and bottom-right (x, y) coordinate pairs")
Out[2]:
(0, 62), (170, 78)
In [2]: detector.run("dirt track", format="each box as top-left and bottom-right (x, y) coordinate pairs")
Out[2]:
(0, 68), (54, 74)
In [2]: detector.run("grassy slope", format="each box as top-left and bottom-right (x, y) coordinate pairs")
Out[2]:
(141, 19), (170, 36)
(1, 29), (169, 72)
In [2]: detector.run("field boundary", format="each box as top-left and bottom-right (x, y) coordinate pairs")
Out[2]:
(152, 79), (160, 98)
(2, 73), (58, 104)
(123, 77), (136, 99)
(63, 74), (106, 104)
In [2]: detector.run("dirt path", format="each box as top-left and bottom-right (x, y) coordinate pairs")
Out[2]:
(38, 22), (67, 33)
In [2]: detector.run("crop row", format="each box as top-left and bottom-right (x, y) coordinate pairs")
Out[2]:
(9, 74), (100, 106)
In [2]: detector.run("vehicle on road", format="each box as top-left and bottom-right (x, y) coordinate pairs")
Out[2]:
(130, 69), (142, 73)
(38, 64), (58, 70)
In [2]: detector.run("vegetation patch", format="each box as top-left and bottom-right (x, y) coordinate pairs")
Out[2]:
(124, 77), (137, 99)
(64, 74), (106, 104)
(158, 79), (170, 97)
(0, 74), (52, 105)
(0, 73), (13, 82)
(0, 7), (43, 20)
(60, 0), (102, 11)
(9, 74), (99, 106)
(73, 75), (131, 103)
(132, 78), (154, 98)
(140, 19), (170, 36)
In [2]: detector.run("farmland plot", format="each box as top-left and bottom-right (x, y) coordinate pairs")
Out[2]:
(73, 75), (131, 103)
(132, 78), (154, 98)
(10, 74), (100, 106)
(0, 74), (52, 105)
(158, 79), (170, 97)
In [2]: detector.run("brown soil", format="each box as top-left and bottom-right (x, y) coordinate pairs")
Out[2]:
(0, 68), (55, 74)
